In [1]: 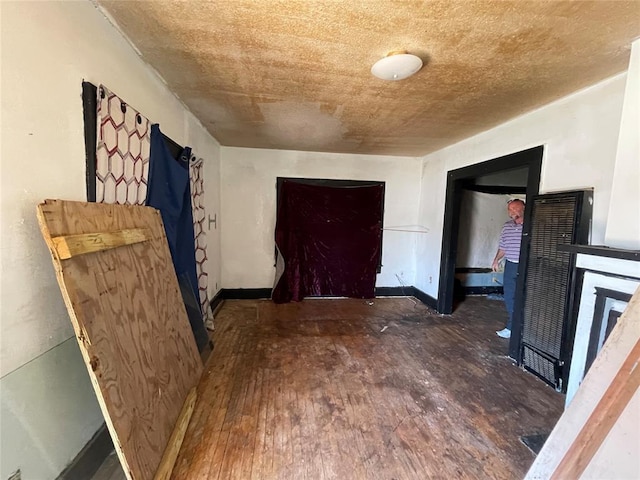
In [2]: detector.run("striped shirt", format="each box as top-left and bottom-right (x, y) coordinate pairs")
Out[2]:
(499, 220), (523, 263)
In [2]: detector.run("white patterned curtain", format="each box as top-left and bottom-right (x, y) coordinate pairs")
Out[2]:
(95, 85), (150, 204)
(190, 156), (213, 328)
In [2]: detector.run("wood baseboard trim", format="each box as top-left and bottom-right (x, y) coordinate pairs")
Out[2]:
(57, 423), (113, 480)
(216, 287), (439, 310)
(412, 287), (438, 310)
(222, 288), (273, 300)
(375, 286), (414, 296)
(210, 289), (224, 314)
(463, 286), (504, 295)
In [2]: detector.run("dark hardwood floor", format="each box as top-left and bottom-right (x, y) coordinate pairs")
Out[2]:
(167, 296), (563, 479)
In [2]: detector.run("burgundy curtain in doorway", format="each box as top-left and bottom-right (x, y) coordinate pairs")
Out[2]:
(272, 180), (384, 303)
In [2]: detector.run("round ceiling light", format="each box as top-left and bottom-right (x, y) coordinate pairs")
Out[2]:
(371, 51), (423, 81)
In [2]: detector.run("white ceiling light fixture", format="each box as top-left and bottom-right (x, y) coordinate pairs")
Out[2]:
(371, 50), (423, 81)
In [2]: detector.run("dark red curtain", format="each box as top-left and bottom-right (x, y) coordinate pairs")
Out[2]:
(272, 180), (384, 303)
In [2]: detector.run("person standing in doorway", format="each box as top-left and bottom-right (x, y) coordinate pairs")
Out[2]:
(492, 199), (525, 339)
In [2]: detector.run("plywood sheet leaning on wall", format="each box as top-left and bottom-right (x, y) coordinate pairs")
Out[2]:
(37, 199), (203, 480)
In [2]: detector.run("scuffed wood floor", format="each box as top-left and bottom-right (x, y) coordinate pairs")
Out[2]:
(172, 296), (563, 479)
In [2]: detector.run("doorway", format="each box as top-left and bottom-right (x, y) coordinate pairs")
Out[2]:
(272, 177), (385, 303)
(437, 146), (543, 361)
(454, 180), (526, 299)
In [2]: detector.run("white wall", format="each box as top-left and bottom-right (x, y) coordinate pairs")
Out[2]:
(415, 73), (627, 298)
(0, 339), (104, 480)
(456, 191), (510, 269)
(0, 2), (220, 478)
(527, 41), (640, 477)
(220, 147), (422, 289)
(605, 40), (640, 250)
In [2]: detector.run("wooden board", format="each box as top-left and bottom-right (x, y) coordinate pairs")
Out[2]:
(550, 290), (640, 480)
(37, 200), (203, 480)
(51, 228), (152, 259)
(526, 287), (640, 479)
(551, 339), (640, 479)
(153, 387), (198, 480)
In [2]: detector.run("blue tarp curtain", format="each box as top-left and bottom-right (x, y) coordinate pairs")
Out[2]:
(147, 124), (208, 350)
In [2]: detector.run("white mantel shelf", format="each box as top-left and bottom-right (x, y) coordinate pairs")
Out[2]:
(564, 245), (640, 406)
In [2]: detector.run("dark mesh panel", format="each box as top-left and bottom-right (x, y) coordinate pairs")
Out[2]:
(522, 195), (577, 383)
(523, 346), (557, 387)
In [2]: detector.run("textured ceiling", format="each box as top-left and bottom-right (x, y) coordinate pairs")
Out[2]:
(97, 1), (640, 156)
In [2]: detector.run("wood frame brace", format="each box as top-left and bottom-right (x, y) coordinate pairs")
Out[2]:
(51, 228), (152, 259)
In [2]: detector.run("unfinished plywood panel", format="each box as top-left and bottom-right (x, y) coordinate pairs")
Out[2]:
(37, 200), (202, 480)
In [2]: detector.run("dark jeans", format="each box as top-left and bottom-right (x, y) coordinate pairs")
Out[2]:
(503, 260), (518, 330)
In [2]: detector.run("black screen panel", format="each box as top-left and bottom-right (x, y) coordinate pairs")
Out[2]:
(521, 190), (592, 390)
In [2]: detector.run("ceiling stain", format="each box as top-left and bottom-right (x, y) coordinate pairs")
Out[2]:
(97, 0), (640, 157)
(258, 101), (350, 151)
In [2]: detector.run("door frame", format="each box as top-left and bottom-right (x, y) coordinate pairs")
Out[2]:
(437, 146), (543, 361)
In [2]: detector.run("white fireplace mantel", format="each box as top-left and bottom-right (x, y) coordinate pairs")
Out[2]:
(565, 249), (640, 406)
